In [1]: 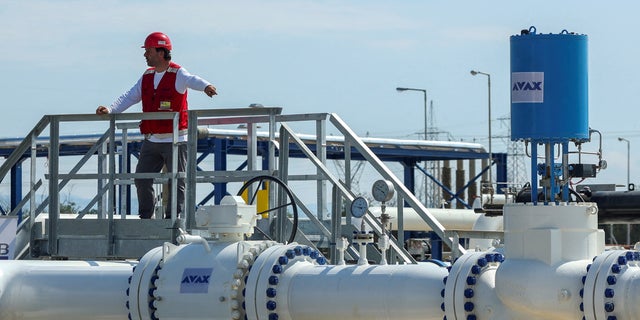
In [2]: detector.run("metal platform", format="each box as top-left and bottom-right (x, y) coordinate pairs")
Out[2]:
(0, 108), (494, 261)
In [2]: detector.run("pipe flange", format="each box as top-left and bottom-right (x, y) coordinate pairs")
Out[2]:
(443, 251), (504, 320)
(228, 241), (278, 320)
(244, 243), (324, 320)
(126, 246), (164, 320)
(583, 250), (640, 320)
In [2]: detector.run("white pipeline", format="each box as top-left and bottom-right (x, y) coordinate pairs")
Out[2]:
(0, 260), (135, 320)
(368, 206), (503, 251)
(368, 207), (489, 232)
(3, 204), (640, 320)
(246, 244), (448, 320)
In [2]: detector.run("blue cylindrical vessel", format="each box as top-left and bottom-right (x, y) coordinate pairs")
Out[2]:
(510, 27), (589, 142)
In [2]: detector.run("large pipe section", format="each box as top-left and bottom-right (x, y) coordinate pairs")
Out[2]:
(0, 260), (135, 319)
(127, 196), (451, 319)
(0, 239), (449, 320)
(128, 238), (449, 319)
(245, 243), (447, 320)
(443, 202), (640, 320)
(494, 203), (602, 319)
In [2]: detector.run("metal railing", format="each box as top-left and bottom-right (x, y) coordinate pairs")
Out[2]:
(0, 112), (184, 257)
(0, 108), (463, 262)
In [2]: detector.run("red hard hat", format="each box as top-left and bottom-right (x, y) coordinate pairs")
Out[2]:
(142, 32), (172, 50)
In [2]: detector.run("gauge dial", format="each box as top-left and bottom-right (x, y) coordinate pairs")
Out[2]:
(350, 196), (369, 218)
(372, 179), (395, 202)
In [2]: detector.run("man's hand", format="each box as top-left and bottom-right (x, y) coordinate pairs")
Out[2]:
(96, 106), (110, 115)
(204, 85), (217, 97)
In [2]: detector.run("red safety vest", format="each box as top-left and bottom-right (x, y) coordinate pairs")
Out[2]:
(140, 62), (188, 134)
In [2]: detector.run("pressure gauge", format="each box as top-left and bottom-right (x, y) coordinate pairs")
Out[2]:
(350, 196), (369, 218)
(372, 179), (395, 202)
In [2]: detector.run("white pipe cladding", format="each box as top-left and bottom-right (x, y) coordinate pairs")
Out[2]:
(0, 260), (134, 320)
(495, 260), (588, 319)
(278, 263), (447, 320)
(369, 207), (483, 232)
(245, 243), (448, 320)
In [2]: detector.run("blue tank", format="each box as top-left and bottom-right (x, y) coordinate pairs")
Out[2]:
(510, 26), (589, 142)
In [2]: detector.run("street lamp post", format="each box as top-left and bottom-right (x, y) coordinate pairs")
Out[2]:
(396, 87), (429, 206)
(618, 137), (630, 189)
(618, 136), (631, 244)
(470, 70), (492, 193)
(396, 87), (427, 140)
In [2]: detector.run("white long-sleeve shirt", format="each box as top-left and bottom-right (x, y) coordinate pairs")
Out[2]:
(108, 65), (212, 142)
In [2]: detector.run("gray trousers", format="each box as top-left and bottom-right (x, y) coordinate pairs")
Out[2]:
(135, 140), (187, 219)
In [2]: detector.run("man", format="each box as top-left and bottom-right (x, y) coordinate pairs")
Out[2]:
(96, 32), (217, 219)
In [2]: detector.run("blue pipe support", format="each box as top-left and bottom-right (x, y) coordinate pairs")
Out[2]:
(416, 164), (471, 209)
(10, 161), (22, 219)
(429, 231), (442, 261)
(403, 159), (417, 207)
(562, 142), (569, 203)
(531, 144), (538, 205)
(213, 138), (228, 204)
(494, 153), (508, 194)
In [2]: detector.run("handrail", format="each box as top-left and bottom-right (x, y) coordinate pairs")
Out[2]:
(0, 112), (185, 257)
(0, 116), (50, 180)
(328, 113), (466, 255)
(0, 107), (464, 262)
(278, 121), (416, 263)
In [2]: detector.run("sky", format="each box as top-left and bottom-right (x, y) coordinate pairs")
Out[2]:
(1, 0), (639, 192)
